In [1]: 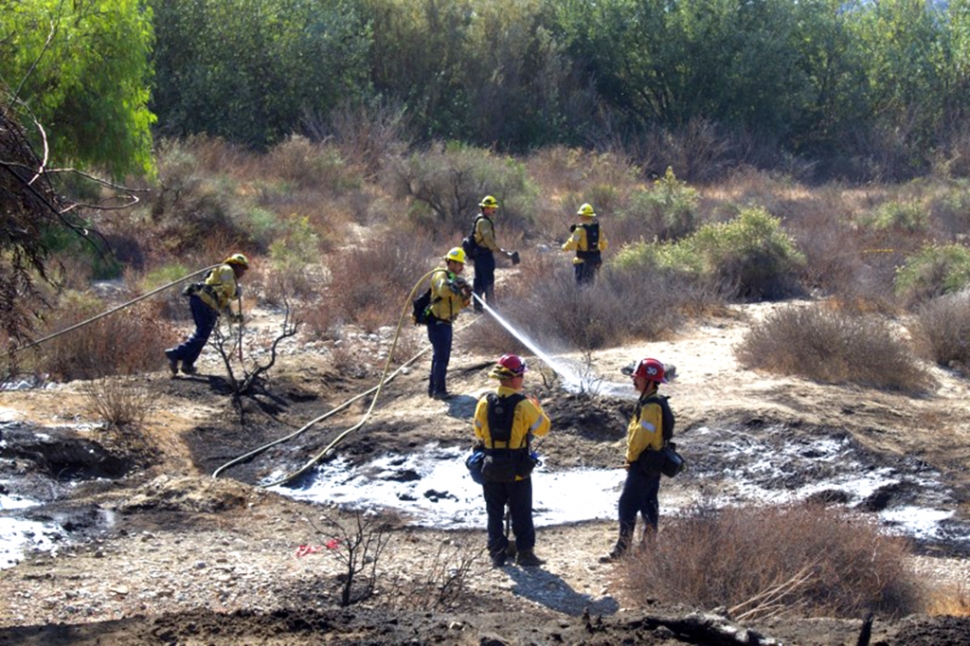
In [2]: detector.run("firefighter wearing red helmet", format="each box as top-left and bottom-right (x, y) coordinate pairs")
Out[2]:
(603, 357), (676, 561)
(472, 353), (551, 567)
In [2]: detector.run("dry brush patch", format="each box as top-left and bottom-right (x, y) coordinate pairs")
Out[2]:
(620, 504), (921, 621)
(735, 303), (931, 392)
(911, 292), (970, 375)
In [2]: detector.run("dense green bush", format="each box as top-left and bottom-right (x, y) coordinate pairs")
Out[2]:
(736, 304), (931, 392)
(865, 200), (929, 234)
(619, 167), (699, 241)
(894, 243), (970, 307)
(614, 207), (804, 301)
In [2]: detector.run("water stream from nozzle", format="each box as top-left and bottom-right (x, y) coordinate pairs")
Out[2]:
(473, 294), (592, 392)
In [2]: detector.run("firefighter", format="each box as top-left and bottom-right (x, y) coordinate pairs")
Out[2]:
(603, 358), (675, 561)
(165, 253), (249, 375)
(426, 248), (472, 400)
(562, 203), (608, 286)
(465, 196), (516, 312)
(473, 354), (551, 567)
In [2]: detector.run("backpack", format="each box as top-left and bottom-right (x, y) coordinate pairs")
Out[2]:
(481, 393), (533, 482)
(461, 215), (489, 260)
(412, 288), (433, 325)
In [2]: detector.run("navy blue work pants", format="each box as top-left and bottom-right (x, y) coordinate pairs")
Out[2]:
(616, 468), (661, 550)
(426, 319), (453, 396)
(472, 252), (495, 311)
(483, 477), (535, 556)
(574, 262), (598, 286)
(171, 295), (218, 367)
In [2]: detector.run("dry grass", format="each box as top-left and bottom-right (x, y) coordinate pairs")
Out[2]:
(472, 253), (720, 356)
(736, 303), (932, 392)
(621, 504), (921, 620)
(911, 292), (970, 375)
(25, 297), (177, 381)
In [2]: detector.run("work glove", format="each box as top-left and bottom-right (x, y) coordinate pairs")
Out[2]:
(569, 224), (577, 233)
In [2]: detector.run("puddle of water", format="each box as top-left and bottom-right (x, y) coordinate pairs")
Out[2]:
(269, 444), (625, 529)
(270, 430), (970, 552)
(1, 494), (62, 569)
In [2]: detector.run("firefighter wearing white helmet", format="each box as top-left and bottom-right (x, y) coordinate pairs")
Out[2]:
(602, 358), (676, 562)
(426, 247), (472, 400)
(562, 203), (608, 286)
(165, 253), (250, 376)
(463, 195), (518, 312)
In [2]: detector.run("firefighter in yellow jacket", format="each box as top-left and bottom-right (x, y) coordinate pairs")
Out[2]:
(603, 358), (674, 561)
(426, 247), (472, 400)
(473, 354), (551, 567)
(165, 253), (249, 375)
(562, 203), (608, 286)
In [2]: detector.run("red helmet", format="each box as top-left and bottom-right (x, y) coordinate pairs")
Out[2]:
(631, 358), (667, 383)
(491, 353), (527, 378)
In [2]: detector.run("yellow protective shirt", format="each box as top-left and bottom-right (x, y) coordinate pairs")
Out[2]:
(197, 264), (239, 312)
(474, 216), (501, 252)
(561, 223), (609, 265)
(428, 268), (470, 322)
(474, 385), (551, 456)
(625, 390), (665, 464)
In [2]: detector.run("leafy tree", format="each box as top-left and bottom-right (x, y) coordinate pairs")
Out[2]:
(0, 0), (155, 177)
(150, 0), (372, 150)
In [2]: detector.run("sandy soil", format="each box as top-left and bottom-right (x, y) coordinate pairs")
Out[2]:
(2, 301), (970, 644)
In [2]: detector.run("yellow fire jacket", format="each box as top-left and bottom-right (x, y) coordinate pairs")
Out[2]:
(474, 216), (501, 252)
(197, 264), (240, 313)
(474, 386), (551, 481)
(625, 389), (665, 464)
(562, 223), (609, 264)
(428, 268), (470, 322)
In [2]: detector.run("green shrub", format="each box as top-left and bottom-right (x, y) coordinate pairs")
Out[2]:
(735, 304), (931, 392)
(895, 243), (970, 307)
(912, 292), (970, 375)
(266, 214), (322, 299)
(613, 207), (804, 301)
(866, 199), (928, 234)
(620, 167), (699, 241)
(623, 504), (920, 620)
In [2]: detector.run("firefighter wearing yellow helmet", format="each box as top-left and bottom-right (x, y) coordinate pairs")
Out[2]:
(165, 253), (250, 376)
(425, 247), (472, 400)
(562, 203), (608, 286)
(463, 195), (517, 312)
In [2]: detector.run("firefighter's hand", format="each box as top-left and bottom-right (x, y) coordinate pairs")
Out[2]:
(528, 395), (541, 408)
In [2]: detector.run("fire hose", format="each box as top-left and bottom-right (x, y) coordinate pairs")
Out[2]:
(215, 270), (483, 488)
(8, 263), (221, 355)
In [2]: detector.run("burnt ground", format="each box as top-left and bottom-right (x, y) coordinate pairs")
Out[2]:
(3, 305), (970, 644)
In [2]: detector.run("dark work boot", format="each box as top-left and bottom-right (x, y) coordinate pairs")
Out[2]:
(515, 549), (544, 567)
(490, 551), (507, 568)
(164, 349), (179, 376)
(180, 363), (197, 375)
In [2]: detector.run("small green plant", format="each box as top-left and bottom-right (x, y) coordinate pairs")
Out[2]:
(621, 167), (699, 241)
(895, 243), (970, 307)
(866, 199), (928, 234)
(736, 304), (931, 392)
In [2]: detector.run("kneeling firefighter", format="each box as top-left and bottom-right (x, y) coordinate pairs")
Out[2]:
(472, 354), (551, 567)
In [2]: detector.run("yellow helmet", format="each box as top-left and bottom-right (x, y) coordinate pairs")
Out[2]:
(225, 253), (250, 269)
(479, 195), (499, 209)
(577, 203), (596, 217)
(444, 247), (467, 264)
